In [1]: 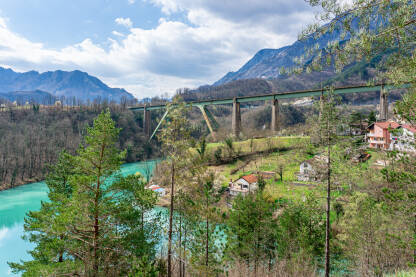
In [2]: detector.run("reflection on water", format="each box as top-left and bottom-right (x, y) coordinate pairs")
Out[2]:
(0, 161), (157, 276)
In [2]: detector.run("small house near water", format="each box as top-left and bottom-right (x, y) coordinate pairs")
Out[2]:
(229, 174), (258, 196)
(148, 185), (166, 196)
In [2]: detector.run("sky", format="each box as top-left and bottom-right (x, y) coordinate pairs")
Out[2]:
(0, 0), (319, 98)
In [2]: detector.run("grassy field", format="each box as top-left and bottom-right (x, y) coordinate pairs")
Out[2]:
(203, 136), (309, 157)
(205, 136), (329, 202)
(207, 135), (386, 203)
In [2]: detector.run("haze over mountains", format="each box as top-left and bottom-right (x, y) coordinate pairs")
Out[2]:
(0, 67), (135, 103)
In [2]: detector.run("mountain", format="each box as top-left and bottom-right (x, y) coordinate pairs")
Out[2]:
(214, 21), (348, 86)
(0, 67), (135, 103)
(0, 90), (55, 104)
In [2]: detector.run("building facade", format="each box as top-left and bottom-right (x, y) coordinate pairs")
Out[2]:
(366, 121), (400, 149)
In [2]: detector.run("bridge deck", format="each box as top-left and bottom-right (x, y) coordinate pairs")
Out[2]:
(129, 83), (407, 111)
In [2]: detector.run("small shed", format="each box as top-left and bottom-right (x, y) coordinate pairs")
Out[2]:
(234, 174), (257, 190)
(296, 156), (326, 182)
(229, 174), (258, 196)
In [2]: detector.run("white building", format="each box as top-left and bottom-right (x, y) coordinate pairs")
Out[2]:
(229, 174), (258, 196)
(297, 156), (327, 182)
(389, 125), (416, 153)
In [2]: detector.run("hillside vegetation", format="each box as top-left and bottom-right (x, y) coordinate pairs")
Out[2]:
(0, 105), (156, 190)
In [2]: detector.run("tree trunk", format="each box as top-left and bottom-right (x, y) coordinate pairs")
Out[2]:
(183, 224), (187, 277)
(414, 214), (416, 265)
(206, 215), (209, 268)
(167, 162), (175, 277)
(325, 118), (331, 277)
(179, 214), (182, 277)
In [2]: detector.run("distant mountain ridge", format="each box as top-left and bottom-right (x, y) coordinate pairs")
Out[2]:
(214, 20), (347, 86)
(0, 67), (135, 103)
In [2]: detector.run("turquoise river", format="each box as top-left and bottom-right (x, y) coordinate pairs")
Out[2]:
(0, 161), (158, 276)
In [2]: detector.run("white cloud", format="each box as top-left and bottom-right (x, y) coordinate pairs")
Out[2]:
(128, 0), (136, 4)
(112, 30), (124, 37)
(0, 1), (318, 98)
(115, 17), (132, 28)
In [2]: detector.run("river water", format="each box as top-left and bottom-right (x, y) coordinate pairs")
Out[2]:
(0, 161), (158, 276)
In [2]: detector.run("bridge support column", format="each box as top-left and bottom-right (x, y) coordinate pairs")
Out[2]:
(197, 105), (218, 140)
(232, 98), (241, 137)
(379, 86), (388, 121)
(271, 99), (280, 133)
(143, 106), (151, 138)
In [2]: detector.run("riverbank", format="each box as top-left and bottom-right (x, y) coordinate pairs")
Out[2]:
(0, 177), (44, 192)
(0, 161), (158, 276)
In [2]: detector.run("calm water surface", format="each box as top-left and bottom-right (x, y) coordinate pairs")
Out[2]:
(0, 161), (157, 276)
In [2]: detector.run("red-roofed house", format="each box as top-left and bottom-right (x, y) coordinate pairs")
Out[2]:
(367, 121), (400, 149)
(229, 174), (258, 196)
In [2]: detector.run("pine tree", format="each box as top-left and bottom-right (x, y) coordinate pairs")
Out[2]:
(226, 191), (276, 275)
(10, 110), (160, 276)
(157, 99), (192, 277)
(188, 174), (223, 276)
(318, 90), (340, 277)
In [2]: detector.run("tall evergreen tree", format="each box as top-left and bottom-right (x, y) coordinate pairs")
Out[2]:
(10, 110), (160, 276)
(226, 191), (276, 275)
(157, 99), (192, 277)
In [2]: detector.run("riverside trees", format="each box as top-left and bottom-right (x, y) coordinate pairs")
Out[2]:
(10, 110), (160, 276)
(0, 106), (155, 191)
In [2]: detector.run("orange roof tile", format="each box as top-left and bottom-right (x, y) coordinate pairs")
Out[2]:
(374, 121), (400, 130)
(241, 174), (257, 184)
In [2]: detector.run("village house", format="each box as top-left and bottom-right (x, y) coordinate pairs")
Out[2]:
(296, 155), (327, 182)
(366, 121), (400, 150)
(229, 174), (258, 196)
(366, 121), (416, 152)
(147, 184), (166, 196)
(389, 125), (416, 152)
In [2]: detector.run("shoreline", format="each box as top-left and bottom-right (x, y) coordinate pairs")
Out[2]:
(0, 160), (161, 192)
(0, 177), (44, 192)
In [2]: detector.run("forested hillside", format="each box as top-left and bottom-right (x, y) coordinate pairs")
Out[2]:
(0, 105), (157, 190)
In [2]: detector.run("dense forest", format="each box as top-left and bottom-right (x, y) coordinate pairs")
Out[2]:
(0, 105), (158, 190)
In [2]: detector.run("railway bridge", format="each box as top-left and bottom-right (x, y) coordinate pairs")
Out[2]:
(129, 83), (408, 140)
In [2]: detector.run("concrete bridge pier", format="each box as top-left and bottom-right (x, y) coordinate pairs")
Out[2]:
(143, 106), (151, 138)
(271, 99), (280, 132)
(379, 86), (388, 121)
(232, 98), (241, 137)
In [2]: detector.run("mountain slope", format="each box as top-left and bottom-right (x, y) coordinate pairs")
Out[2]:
(214, 22), (346, 86)
(0, 67), (135, 103)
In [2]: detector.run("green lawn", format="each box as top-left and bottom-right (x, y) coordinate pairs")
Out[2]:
(207, 136), (326, 201)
